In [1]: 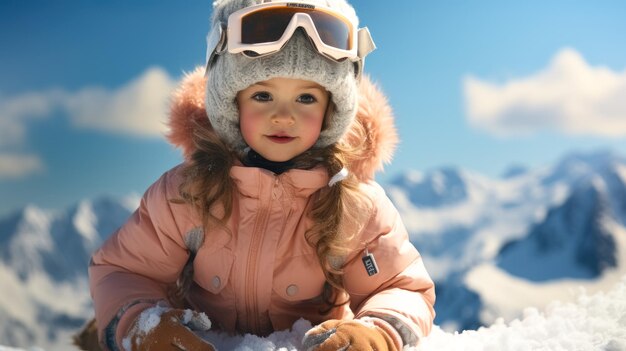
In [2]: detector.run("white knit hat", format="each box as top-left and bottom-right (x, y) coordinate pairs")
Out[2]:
(205, 0), (361, 153)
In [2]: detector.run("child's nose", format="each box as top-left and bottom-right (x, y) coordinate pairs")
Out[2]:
(271, 108), (295, 125)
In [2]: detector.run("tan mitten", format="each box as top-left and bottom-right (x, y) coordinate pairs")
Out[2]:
(124, 307), (216, 351)
(302, 318), (399, 351)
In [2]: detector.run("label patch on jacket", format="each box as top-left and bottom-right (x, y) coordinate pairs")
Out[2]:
(362, 251), (379, 276)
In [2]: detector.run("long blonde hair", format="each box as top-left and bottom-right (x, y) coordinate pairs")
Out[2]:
(171, 112), (369, 313)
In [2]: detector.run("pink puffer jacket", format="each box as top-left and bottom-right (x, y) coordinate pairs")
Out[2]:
(89, 68), (435, 350)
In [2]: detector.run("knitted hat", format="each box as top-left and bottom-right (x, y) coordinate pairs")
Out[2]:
(205, 0), (360, 153)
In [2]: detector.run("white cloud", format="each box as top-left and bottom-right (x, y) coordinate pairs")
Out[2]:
(0, 154), (44, 179)
(0, 90), (62, 147)
(464, 48), (626, 137)
(0, 66), (177, 144)
(0, 67), (177, 179)
(63, 67), (177, 137)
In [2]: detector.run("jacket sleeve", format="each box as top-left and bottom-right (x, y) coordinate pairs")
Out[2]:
(88, 167), (191, 350)
(343, 182), (436, 347)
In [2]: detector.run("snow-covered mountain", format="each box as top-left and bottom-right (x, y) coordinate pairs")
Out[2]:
(497, 177), (618, 281)
(0, 197), (138, 350)
(2, 149), (625, 349)
(385, 149), (626, 331)
(389, 166), (470, 208)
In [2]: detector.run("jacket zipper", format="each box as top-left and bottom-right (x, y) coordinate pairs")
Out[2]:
(244, 176), (277, 333)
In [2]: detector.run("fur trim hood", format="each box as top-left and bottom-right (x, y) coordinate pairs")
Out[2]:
(166, 66), (398, 181)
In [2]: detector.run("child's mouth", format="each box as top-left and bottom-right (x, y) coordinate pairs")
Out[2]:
(267, 135), (295, 144)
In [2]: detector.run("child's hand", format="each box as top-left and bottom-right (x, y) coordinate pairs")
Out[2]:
(124, 307), (215, 351)
(301, 318), (398, 351)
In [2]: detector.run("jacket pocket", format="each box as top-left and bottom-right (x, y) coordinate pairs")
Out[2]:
(272, 254), (325, 302)
(193, 248), (234, 295)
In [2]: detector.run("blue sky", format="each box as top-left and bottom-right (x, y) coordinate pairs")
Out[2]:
(1, 0), (626, 216)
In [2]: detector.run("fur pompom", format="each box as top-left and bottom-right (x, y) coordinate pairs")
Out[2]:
(166, 67), (211, 159)
(345, 76), (398, 181)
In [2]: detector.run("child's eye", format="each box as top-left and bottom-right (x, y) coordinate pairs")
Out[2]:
(297, 94), (317, 104)
(252, 92), (272, 102)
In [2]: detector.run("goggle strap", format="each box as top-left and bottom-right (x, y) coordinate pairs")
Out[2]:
(354, 59), (364, 82)
(357, 27), (376, 59)
(205, 23), (228, 76)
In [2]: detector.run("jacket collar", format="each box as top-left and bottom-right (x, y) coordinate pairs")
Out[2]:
(230, 165), (329, 199)
(242, 148), (295, 175)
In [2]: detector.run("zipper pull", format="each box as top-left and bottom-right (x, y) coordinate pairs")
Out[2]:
(272, 177), (280, 199)
(362, 248), (379, 276)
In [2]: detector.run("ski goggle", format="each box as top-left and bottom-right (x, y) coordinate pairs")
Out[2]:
(206, 1), (375, 77)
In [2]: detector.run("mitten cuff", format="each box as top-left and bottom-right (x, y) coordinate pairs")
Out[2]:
(101, 299), (168, 351)
(359, 316), (403, 351)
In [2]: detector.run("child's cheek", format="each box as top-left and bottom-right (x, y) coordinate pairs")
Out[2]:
(239, 106), (266, 125)
(239, 109), (265, 141)
(241, 104), (266, 117)
(299, 110), (325, 129)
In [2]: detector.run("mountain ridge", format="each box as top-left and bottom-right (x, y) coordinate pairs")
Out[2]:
(384, 148), (626, 330)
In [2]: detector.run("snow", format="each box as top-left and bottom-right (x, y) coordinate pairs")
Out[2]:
(117, 276), (626, 350)
(389, 164), (569, 278)
(4, 274), (623, 351)
(120, 193), (141, 213)
(85, 276), (619, 351)
(0, 263), (91, 332)
(10, 206), (55, 269)
(616, 164), (626, 184)
(182, 309), (194, 324)
(417, 276), (626, 351)
(466, 220), (626, 325)
(122, 306), (213, 351)
(199, 318), (313, 351)
(11, 286), (626, 350)
(137, 306), (168, 333)
(178, 277), (626, 350)
(72, 201), (98, 244)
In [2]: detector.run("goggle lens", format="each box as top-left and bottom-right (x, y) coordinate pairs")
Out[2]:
(241, 7), (351, 50)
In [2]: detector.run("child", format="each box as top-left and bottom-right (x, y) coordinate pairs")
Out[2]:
(89, 0), (435, 350)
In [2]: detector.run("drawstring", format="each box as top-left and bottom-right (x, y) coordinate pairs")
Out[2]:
(328, 167), (349, 187)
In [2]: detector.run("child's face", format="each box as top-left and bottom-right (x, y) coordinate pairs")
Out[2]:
(236, 77), (329, 162)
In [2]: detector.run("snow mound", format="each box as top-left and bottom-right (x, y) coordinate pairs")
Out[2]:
(2, 277), (625, 351)
(418, 276), (626, 351)
(199, 318), (313, 351)
(200, 277), (626, 351)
